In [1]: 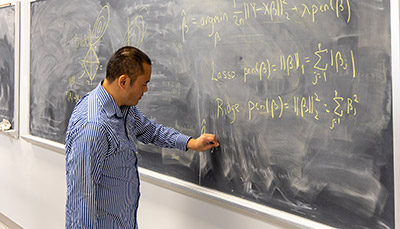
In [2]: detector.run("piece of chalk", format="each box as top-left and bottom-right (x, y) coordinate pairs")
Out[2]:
(208, 142), (220, 147)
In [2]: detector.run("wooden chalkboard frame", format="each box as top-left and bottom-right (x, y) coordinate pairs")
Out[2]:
(23, 0), (400, 228)
(0, 1), (20, 139)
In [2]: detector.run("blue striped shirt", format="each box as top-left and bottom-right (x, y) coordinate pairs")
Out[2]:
(65, 82), (191, 228)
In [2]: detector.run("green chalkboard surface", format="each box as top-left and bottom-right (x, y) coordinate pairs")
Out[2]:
(30, 0), (393, 228)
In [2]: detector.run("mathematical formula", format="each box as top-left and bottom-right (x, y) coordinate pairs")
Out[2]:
(63, 1), (362, 132)
(215, 90), (358, 129)
(182, 0), (351, 47)
(211, 42), (356, 85)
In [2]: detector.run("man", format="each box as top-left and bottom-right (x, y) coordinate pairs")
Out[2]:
(65, 46), (219, 228)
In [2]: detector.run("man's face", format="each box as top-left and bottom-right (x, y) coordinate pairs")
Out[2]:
(125, 63), (151, 106)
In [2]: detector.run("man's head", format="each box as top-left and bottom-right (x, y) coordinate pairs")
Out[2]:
(103, 46), (152, 106)
(106, 46), (152, 85)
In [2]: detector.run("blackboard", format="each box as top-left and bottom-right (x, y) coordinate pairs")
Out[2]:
(30, 0), (394, 228)
(0, 5), (15, 130)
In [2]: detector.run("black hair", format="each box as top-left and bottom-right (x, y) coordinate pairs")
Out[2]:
(106, 46), (152, 84)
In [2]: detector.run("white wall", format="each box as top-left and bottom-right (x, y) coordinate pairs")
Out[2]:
(0, 0), (399, 229)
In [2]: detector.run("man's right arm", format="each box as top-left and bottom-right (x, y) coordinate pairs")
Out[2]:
(187, 133), (219, 152)
(65, 123), (108, 228)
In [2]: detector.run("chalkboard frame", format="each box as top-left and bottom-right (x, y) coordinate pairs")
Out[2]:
(139, 167), (335, 229)
(0, 1), (20, 139)
(22, 0), (400, 228)
(22, 0), (65, 153)
(392, 1), (400, 229)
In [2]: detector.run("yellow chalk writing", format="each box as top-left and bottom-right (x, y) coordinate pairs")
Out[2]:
(216, 98), (240, 124)
(67, 5), (110, 102)
(212, 61), (237, 82)
(181, 0), (351, 47)
(214, 90), (359, 130)
(211, 43), (356, 86)
(243, 60), (270, 82)
(123, 7), (149, 48)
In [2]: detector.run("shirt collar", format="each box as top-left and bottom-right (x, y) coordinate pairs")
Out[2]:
(93, 81), (124, 118)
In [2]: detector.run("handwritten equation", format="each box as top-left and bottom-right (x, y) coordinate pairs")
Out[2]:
(61, 1), (360, 132)
(215, 90), (358, 130)
(181, 0), (351, 47)
(211, 42), (356, 85)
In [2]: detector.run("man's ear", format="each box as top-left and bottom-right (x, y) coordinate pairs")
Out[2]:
(117, 75), (129, 89)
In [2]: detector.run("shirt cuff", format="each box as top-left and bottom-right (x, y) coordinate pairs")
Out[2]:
(175, 134), (192, 151)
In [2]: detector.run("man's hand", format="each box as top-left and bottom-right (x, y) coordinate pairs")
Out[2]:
(187, 134), (219, 152)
